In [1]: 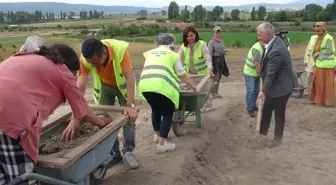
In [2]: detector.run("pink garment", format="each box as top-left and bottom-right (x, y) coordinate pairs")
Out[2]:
(213, 35), (222, 42)
(0, 54), (89, 162)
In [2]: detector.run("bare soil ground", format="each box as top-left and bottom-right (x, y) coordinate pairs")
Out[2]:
(98, 59), (336, 185)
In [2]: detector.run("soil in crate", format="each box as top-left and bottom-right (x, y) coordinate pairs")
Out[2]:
(39, 120), (111, 155)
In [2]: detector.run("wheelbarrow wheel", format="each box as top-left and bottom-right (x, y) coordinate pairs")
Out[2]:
(90, 165), (107, 185)
(172, 111), (184, 137)
(291, 84), (304, 98)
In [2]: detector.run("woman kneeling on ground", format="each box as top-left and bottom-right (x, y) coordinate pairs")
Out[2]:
(0, 36), (107, 184)
(139, 33), (199, 153)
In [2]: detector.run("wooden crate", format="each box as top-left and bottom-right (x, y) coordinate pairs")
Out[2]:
(38, 105), (132, 169)
(179, 74), (211, 96)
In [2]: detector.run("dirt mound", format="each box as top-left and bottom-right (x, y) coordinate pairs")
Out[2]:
(39, 121), (102, 154)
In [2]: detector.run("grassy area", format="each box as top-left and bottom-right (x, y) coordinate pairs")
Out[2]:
(116, 31), (315, 47)
(20, 15), (167, 28)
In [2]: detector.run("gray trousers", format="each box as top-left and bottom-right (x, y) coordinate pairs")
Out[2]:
(306, 72), (314, 96)
(99, 83), (136, 156)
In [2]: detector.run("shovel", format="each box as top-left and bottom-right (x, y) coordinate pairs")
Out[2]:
(256, 80), (263, 132)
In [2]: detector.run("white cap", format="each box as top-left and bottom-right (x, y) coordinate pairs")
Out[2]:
(14, 36), (45, 56)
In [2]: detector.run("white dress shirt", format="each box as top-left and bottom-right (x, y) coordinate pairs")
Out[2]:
(264, 36), (276, 56)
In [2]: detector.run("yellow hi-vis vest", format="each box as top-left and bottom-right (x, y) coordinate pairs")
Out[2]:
(310, 34), (336, 69)
(243, 42), (264, 77)
(139, 46), (180, 109)
(181, 40), (208, 74)
(305, 35), (318, 65)
(82, 39), (134, 104)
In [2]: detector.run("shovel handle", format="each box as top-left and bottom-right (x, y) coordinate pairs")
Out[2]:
(256, 80), (263, 132)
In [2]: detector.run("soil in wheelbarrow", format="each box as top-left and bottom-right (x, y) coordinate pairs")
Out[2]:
(39, 119), (112, 155)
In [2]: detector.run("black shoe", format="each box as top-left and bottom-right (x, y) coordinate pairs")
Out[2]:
(253, 107), (258, 111)
(248, 110), (255, 117)
(268, 137), (282, 148)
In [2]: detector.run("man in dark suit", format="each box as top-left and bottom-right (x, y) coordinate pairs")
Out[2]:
(255, 22), (298, 149)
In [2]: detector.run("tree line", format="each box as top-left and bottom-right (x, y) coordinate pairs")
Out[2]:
(0, 10), (104, 24)
(167, 0), (336, 22)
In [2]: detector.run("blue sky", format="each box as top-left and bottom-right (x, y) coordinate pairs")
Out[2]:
(0, 0), (297, 7)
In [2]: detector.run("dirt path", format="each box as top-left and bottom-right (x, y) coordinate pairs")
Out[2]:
(97, 59), (336, 185)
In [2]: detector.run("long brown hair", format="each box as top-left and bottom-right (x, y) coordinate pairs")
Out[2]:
(34, 44), (80, 72)
(182, 26), (200, 47)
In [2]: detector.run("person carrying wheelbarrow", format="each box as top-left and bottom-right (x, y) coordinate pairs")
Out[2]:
(77, 38), (139, 169)
(178, 26), (215, 112)
(243, 40), (264, 117)
(0, 36), (107, 185)
(308, 22), (336, 106)
(139, 33), (199, 153)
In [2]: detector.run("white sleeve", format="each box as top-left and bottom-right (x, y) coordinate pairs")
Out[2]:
(173, 59), (186, 76)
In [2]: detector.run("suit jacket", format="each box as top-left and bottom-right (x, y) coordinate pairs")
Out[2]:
(261, 37), (298, 98)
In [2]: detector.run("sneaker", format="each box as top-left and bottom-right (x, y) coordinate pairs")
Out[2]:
(157, 141), (176, 154)
(248, 110), (255, 117)
(153, 134), (159, 143)
(253, 107), (258, 111)
(123, 152), (139, 169)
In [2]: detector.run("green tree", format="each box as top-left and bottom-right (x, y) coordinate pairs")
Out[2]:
(257, 6), (267, 20)
(168, 1), (179, 20)
(193, 5), (207, 21)
(207, 10), (214, 21)
(303, 4), (323, 21)
(212, 6), (223, 21)
(231, 9), (240, 21)
(139, 10), (148, 17)
(251, 7), (257, 21)
(180, 6), (190, 22)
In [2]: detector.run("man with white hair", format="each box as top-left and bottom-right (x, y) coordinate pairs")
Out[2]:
(255, 22), (298, 149)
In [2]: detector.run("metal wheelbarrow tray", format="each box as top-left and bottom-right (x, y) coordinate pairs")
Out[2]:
(9, 104), (131, 185)
(172, 74), (213, 137)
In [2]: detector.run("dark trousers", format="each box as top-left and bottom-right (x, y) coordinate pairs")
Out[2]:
(259, 93), (291, 138)
(142, 92), (175, 138)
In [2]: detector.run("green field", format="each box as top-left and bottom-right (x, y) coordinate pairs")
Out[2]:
(116, 31), (315, 47)
(0, 35), (83, 48)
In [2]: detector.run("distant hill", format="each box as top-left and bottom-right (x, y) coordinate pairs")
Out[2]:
(0, 0), (333, 13)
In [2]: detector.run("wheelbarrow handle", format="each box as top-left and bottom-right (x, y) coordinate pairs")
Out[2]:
(8, 177), (23, 185)
(200, 80), (214, 108)
(9, 173), (75, 185)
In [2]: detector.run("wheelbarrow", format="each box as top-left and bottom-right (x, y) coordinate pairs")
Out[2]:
(9, 105), (132, 185)
(172, 74), (213, 137)
(291, 71), (307, 98)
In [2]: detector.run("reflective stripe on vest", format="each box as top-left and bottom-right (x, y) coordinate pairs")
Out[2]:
(314, 34), (336, 69)
(82, 39), (133, 104)
(243, 42), (263, 77)
(306, 35), (318, 64)
(139, 46), (180, 109)
(181, 40), (208, 74)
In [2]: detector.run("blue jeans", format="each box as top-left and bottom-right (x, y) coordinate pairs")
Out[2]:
(244, 75), (260, 112)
